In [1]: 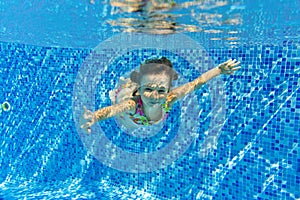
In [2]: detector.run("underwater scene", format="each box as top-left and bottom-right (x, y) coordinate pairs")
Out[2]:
(0, 0), (299, 199)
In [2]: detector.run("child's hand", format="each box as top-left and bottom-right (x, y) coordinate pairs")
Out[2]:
(80, 106), (96, 134)
(218, 59), (241, 75)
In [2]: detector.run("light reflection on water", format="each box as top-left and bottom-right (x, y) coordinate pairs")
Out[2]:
(0, 0), (297, 48)
(106, 0), (242, 38)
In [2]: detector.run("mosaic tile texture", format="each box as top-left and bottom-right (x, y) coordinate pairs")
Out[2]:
(0, 42), (299, 199)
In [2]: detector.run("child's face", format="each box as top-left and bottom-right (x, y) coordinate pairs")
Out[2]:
(139, 73), (171, 108)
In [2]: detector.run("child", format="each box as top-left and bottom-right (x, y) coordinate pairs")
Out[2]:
(81, 57), (241, 133)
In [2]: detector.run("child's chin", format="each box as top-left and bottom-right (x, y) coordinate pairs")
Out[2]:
(147, 102), (161, 107)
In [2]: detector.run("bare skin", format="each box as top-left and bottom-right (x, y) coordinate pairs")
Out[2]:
(81, 59), (241, 133)
(138, 73), (170, 121)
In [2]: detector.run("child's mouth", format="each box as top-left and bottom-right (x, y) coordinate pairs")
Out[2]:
(149, 101), (159, 105)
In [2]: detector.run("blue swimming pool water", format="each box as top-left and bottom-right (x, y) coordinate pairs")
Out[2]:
(0, 0), (299, 200)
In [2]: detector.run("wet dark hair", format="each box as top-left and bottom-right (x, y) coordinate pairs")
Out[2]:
(144, 57), (173, 68)
(130, 57), (178, 86)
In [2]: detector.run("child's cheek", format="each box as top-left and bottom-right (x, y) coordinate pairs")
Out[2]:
(143, 92), (151, 98)
(160, 96), (167, 103)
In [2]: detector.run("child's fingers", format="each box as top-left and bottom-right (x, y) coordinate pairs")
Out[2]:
(231, 66), (241, 71)
(83, 108), (93, 119)
(80, 124), (91, 134)
(230, 61), (241, 67)
(83, 112), (89, 119)
(225, 59), (235, 64)
(225, 59), (237, 67)
(81, 122), (91, 129)
(87, 128), (91, 134)
(219, 59), (231, 67)
(80, 123), (88, 129)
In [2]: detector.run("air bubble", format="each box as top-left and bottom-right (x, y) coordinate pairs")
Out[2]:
(2, 101), (11, 112)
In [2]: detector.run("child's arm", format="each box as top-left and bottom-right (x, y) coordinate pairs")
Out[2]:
(81, 99), (136, 133)
(166, 59), (241, 105)
(94, 99), (136, 121)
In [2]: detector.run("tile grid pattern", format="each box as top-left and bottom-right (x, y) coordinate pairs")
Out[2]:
(0, 42), (299, 199)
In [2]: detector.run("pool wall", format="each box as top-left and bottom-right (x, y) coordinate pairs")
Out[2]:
(0, 41), (299, 199)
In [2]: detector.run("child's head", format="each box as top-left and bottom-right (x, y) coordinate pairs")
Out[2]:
(130, 57), (178, 107)
(130, 57), (178, 89)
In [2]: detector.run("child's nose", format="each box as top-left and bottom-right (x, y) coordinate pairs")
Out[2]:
(151, 90), (159, 99)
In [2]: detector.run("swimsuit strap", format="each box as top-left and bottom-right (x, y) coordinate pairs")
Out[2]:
(136, 97), (144, 116)
(129, 97), (171, 126)
(129, 97), (149, 125)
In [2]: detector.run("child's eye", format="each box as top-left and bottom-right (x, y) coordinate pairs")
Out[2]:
(144, 88), (153, 92)
(158, 90), (166, 94)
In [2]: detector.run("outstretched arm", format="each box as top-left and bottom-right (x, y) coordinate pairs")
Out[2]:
(81, 99), (136, 133)
(166, 59), (241, 105)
